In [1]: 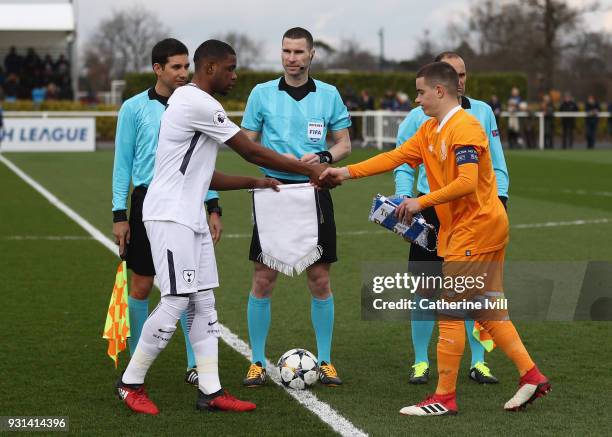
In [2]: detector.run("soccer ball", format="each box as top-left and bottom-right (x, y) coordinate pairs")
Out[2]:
(277, 348), (318, 389)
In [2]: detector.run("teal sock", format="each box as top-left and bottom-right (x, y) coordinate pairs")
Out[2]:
(247, 294), (271, 364)
(127, 296), (149, 356)
(311, 295), (334, 363)
(465, 320), (485, 367)
(180, 312), (196, 369)
(411, 294), (435, 364)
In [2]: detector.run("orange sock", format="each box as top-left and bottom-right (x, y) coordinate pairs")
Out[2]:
(480, 320), (534, 376)
(436, 320), (465, 395)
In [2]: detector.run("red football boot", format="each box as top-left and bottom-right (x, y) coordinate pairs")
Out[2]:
(504, 366), (551, 411)
(197, 389), (256, 412)
(399, 392), (458, 416)
(116, 380), (160, 415)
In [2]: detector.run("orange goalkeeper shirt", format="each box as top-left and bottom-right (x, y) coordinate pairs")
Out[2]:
(348, 107), (508, 257)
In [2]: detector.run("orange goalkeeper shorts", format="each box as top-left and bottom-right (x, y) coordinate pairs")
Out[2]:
(438, 248), (508, 320)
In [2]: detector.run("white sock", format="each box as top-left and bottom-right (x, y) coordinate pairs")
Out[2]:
(189, 290), (222, 395)
(122, 295), (189, 385)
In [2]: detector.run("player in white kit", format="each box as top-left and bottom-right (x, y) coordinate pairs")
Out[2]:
(115, 39), (329, 415)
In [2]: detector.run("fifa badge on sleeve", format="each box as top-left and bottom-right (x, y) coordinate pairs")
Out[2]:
(368, 194), (437, 252)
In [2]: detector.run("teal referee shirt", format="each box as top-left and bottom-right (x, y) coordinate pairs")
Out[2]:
(241, 77), (351, 181)
(394, 96), (509, 198)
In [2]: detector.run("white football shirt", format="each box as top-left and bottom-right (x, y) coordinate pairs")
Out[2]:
(143, 83), (240, 232)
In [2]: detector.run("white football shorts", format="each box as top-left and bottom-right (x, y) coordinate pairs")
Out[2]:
(144, 220), (219, 296)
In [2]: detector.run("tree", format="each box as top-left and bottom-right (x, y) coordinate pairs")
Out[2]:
(214, 32), (262, 70)
(327, 39), (378, 71)
(83, 5), (169, 89)
(413, 30), (438, 66)
(448, 0), (599, 92)
(311, 40), (336, 70)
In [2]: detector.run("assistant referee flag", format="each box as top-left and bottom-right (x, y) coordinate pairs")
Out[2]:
(102, 261), (131, 367)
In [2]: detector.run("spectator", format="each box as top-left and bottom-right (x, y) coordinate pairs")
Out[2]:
(507, 99), (520, 148)
(380, 89), (397, 110)
(559, 92), (578, 149)
(4, 46), (22, 75)
(31, 85), (46, 107)
(488, 94), (502, 127)
(46, 82), (59, 100)
(55, 54), (70, 76)
(0, 49), (73, 102)
(41, 54), (54, 72)
(541, 94), (555, 149)
(41, 54), (55, 85)
(519, 101), (536, 149)
(608, 101), (612, 137)
(58, 74), (73, 100)
(4, 73), (19, 102)
(22, 48), (41, 76)
(584, 95), (600, 149)
(395, 92), (412, 111)
(0, 98), (4, 147)
(509, 86), (522, 106)
(358, 89), (375, 110)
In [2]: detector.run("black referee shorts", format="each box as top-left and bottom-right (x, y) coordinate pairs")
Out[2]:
(408, 193), (443, 277)
(126, 186), (156, 277)
(249, 177), (337, 265)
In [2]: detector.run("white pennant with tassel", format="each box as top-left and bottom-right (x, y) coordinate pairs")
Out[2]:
(252, 183), (322, 276)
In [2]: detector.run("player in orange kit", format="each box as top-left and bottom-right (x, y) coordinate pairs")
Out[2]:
(319, 61), (551, 416)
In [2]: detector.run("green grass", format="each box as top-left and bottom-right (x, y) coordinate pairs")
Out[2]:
(1, 148), (611, 436)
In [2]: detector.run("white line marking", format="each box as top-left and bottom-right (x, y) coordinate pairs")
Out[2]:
(220, 326), (367, 437)
(524, 187), (612, 197)
(223, 218), (612, 239)
(3, 235), (94, 240)
(0, 154), (368, 437)
(512, 218), (611, 229)
(0, 155), (117, 253)
(224, 229), (388, 239)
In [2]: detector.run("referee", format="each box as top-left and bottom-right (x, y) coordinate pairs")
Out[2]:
(394, 52), (509, 385)
(241, 27), (351, 387)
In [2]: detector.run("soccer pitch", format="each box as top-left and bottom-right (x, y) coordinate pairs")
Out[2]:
(1, 148), (611, 436)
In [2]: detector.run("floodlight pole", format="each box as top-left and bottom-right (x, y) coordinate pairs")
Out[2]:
(70, 0), (79, 102)
(378, 28), (384, 71)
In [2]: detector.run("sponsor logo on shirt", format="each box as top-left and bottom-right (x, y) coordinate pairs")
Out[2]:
(307, 120), (324, 142)
(492, 129), (499, 137)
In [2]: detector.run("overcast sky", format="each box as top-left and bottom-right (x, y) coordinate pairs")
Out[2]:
(75, 0), (612, 69)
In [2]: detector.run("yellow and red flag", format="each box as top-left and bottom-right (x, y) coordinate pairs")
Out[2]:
(102, 261), (131, 367)
(472, 321), (496, 352)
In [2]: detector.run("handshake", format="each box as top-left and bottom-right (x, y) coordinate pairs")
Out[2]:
(278, 152), (347, 190)
(309, 166), (350, 190)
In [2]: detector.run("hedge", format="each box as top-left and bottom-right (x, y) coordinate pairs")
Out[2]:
(123, 71), (529, 107)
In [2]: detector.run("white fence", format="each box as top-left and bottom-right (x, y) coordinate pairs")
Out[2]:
(357, 110), (612, 150)
(4, 110), (611, 150)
